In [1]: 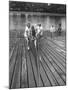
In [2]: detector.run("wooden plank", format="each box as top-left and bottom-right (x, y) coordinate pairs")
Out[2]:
(45, 47), (66, 73)
(41, 41), (66, 68)
(23, 38), (36, 88)
(46, 45), (66, 66)
(40, 50), (65, 85)
(47, 40), (66, 58)
(26, 51), (36, 88)
(29, 50), (39, 87)
(9, 45), (18, 88)
(40, 42), (66, 73)
(47, 38), (66, 51)
(40, 45), (66, 74)
(48, 44), (66, 61)
(11, 44), (22, 88)
(36, 46), (44, 87)
(40, 60), (57, 86)
(39, 51), (58, 86)
(20, 43), (28, 88)
(40, 46), (66, 78)
(29, 40), (38, 69)
(47, 41), (66, 57)
(53, 40), (65, 49)
(39, 74), (44, 87)
(20, 57), (28, 88)
(41, 38), (66, 62)
(9, 47), (15, 61)
(44, 49), (66, 76)
(41, 37), (66, 59)
(37, 50), (51, 87)
(40, 63), (51, 86)
(42, 46), (66, 82)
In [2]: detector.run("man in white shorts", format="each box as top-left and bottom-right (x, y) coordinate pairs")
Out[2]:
(35, 24), (43, 38)
(50, 25), (55, 38)
(39, 24), (43, 36)
(24, 23), (31, 50)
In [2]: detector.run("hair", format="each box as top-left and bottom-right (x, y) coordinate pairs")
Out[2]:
(59, 23), (61, 26)
(31, 25), (34, 30)
(52, 25), (53, 27)
(39, 24), (41, 26)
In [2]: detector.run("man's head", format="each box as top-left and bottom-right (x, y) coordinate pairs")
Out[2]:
(59, 24), (61, 26)
(38, 24), (41, 27)
(31, 25), (34, 30)
(27, 23), (31, 28)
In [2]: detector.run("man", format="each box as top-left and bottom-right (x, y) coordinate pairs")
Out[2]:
(24, 23), (31, 50)
(35, 24), (43, 39)
(38, 24), (43, 36)
(31, 25), (37, 48)
(58, 24), (61, 36)
(50, 25), (55, 38)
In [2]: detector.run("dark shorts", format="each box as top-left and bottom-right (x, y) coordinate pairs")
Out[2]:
(32, 30), (36, 36)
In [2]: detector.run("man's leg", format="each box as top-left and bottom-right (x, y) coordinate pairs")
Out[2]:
(51, 32), (52, 38)
(25, 37), (30, 50)
(27, 37), (30, 50)
(34, 39), (36, 48)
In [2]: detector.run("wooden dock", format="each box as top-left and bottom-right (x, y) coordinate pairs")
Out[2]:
(9, 36), (66, 89)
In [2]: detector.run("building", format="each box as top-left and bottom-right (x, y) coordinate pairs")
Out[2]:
(9, 1), (66, 32)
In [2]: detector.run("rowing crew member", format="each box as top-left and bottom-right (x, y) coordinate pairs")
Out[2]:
(24, 23), (31, 50)
(35, 24), (43, 38)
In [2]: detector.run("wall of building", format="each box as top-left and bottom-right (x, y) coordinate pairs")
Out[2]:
(9, 13), (26, 30)
(61, 16), (66, 31)
(9, 12), (66, 32)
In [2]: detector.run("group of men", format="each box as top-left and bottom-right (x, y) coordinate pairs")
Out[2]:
(24, 23), (43, 50)
(50, 24), (62, 38)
